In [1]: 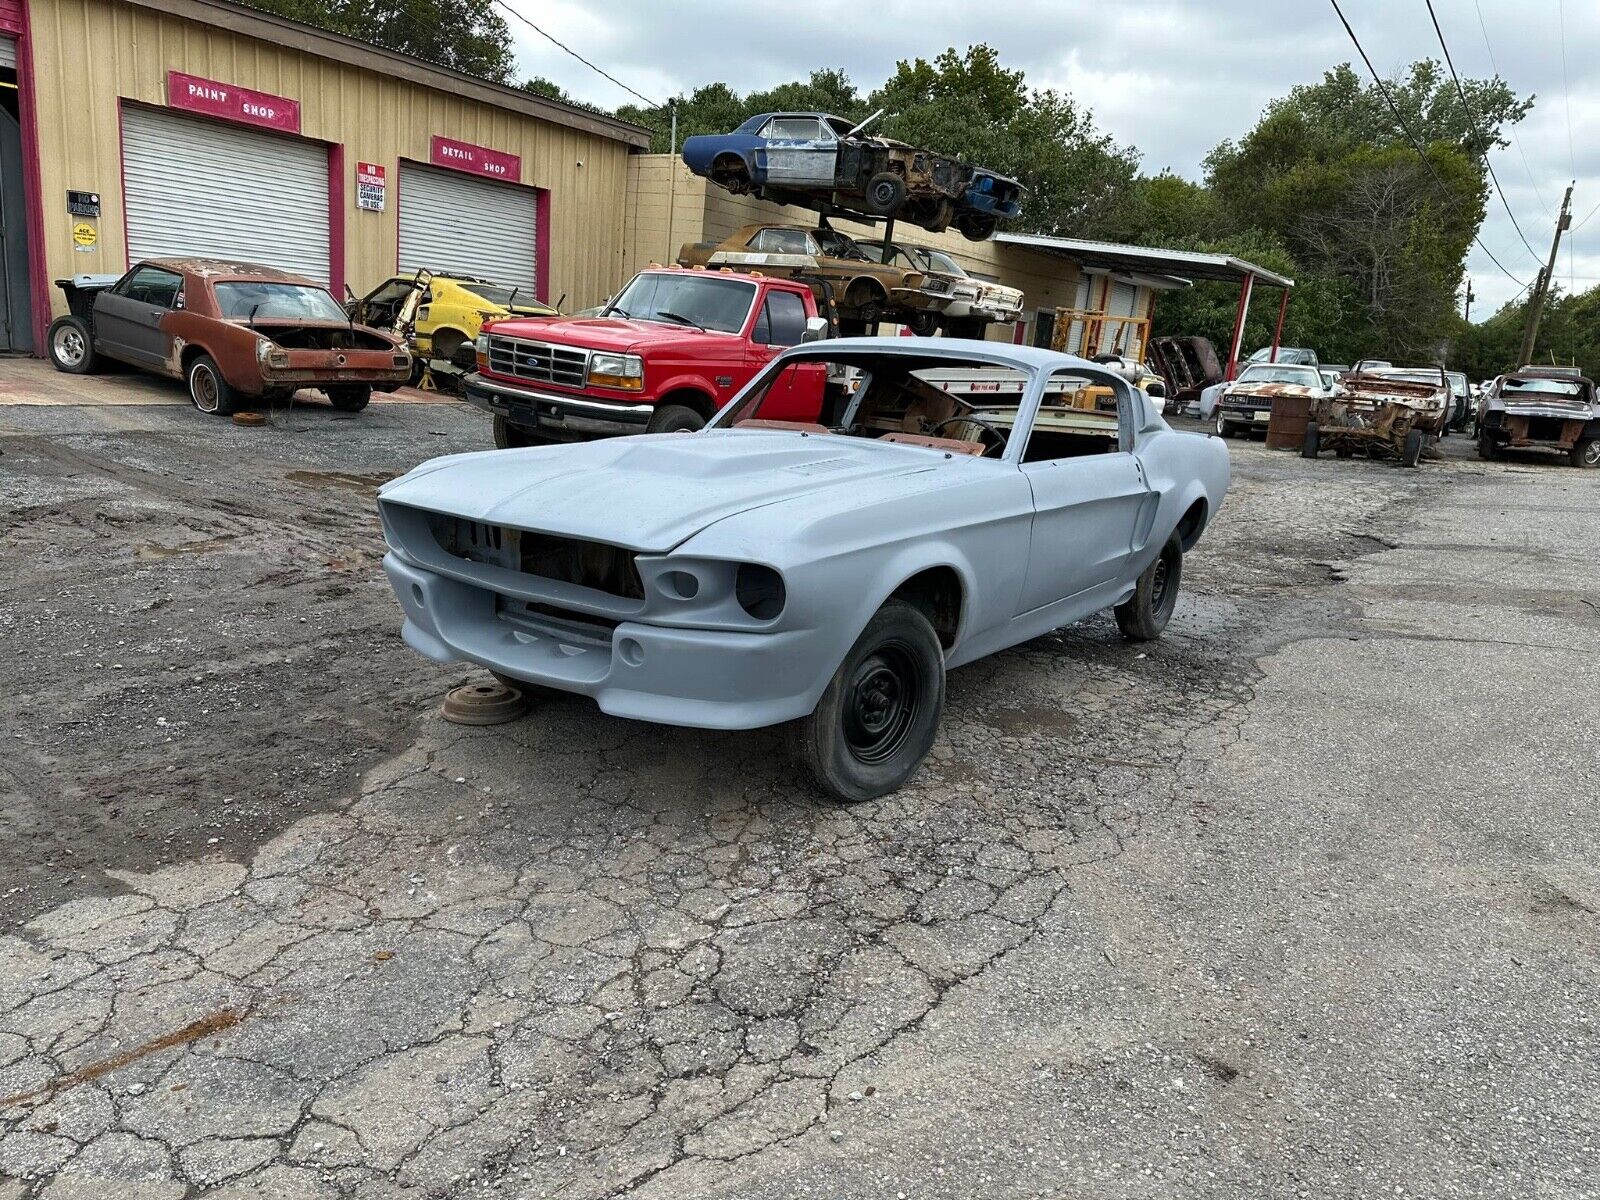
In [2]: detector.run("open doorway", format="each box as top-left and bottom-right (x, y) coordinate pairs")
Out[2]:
(0, 43), (34, 354)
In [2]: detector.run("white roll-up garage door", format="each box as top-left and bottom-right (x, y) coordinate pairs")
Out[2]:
(121, 105), (330, 281)
(398, 163), (538, 295)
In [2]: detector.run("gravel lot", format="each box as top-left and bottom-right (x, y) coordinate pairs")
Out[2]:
(1, 386), (1595, 1199)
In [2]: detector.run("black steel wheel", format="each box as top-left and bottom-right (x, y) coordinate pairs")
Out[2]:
(1115, 534), (1182, 642)
(863, 171), (907, 216)
(790, 599), (945, 803)
(47, 316), (97, 374)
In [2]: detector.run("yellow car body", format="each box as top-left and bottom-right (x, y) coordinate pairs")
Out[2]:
(412, 275), (558, 362)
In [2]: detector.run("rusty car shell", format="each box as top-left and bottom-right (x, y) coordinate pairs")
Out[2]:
(677, 223), (948, 329)
(1477, 366), (1600, 467)
(1148, 336), (1223, 413)
(62, 258), (410, 398)
(1337, 363), (1449, 434)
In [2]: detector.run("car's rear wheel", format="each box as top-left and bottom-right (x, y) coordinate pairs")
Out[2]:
(646, 404), (704, 434)
(790, 599), (945, 803)
(328, 385), (371, 412)
(187, 354), (238, 415)
(48, 316), (98, 374)
(1115, 534), (1182, 642)
(954, 213), (998, 241)
(1570, 438), (1600, 468)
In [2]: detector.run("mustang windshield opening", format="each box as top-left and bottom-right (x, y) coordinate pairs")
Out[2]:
(714, 350), (1129, 461)
(604, 273), (756, 334)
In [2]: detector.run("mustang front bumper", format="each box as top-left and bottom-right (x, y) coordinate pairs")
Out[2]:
(463, 373), (653, 438)
(384, 553), (826, 730)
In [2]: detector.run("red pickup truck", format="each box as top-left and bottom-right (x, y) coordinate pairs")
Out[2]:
(465, 267), (830, 447)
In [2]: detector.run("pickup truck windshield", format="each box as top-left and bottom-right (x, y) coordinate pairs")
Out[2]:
(607, 274), (756, 334)
(216, 282), (348, 322)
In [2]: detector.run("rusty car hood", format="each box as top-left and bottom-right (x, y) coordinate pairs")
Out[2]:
(1223, 380), (1318, 398)
(380, 431), (954, 553)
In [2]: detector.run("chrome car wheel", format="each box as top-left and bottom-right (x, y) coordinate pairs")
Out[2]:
(190, 362), (220, 413)
(52, 324), (86, 368)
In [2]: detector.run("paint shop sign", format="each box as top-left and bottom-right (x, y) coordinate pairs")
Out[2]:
(430, 136), (520, 181)
(167, 71), (301, 134)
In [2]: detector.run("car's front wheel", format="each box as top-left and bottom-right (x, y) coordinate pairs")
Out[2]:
(1215, 412), (1235, 438)
(493, 415), (542, 448)
(48, 316), (98, 374)
(187, 354), (239, 415)
(1115, 534), (1182, 642)
(790, 599), (945, 803)
(646, 404), (704, 434)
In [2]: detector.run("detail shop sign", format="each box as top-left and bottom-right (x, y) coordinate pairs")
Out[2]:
(166, 71), (301, 134)
(430, 135), (520, 180)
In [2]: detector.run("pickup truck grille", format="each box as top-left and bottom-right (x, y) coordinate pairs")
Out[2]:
(486, 335), (588, 388)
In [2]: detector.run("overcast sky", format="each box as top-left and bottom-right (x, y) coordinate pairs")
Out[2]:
(504, 0), (1599, 317)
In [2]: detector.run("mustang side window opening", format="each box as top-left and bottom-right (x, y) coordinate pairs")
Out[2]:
(1016, 367), (1129, 462)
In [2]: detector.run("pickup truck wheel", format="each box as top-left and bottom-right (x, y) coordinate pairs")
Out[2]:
(1115, 534), (1182, 642)
(187, 354), (239, 416)
(863, 172), (907, 216)
(48, 316), (98, 374)
(790, 599), (945, 803)
(646, 404), (704, 434)
(493, 415), (541, 449)
(327, 385), (371, 412)
(1570, 438), (1600, 468)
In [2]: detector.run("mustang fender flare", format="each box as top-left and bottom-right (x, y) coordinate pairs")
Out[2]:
(849, 546), (978, 657)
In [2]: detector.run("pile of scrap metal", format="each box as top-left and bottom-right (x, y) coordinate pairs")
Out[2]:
(1147, 336), (1224, 416)
(1301, 361), (1450, 468)
(681, 111), (1022, 239)
(1477, 366), (1599, 467)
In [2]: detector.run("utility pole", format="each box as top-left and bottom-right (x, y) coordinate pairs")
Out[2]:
(1462, 280), (1475, 323)
(1518, 183), (1573, 367)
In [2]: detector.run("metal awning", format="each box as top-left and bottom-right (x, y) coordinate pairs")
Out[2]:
(993, 233), (1294, 290)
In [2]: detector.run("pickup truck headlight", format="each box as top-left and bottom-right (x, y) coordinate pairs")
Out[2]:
(588, 352), (644, 391)
(255, 340), (290, 371)
(475, 332), (489, 369)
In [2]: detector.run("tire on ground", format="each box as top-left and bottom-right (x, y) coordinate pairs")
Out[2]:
(646, 403), (705, 434)
(187, 353), (239, 416)
(1570, 437), (1600, 468)
(1402, 427), (1424, 468)
(789, 599), (946, 803)
(1115, 533), (1183, 642)
(1301, 420), (1320, 459)
(47, 315), (98, 375)
(493, 415), (541, 448)
(328, 385), (371, 412)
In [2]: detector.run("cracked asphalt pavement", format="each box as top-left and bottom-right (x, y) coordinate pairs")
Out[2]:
(1, 394), (1596, 1198)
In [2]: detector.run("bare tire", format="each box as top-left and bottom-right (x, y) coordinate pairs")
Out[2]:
(1401, 427), (1424, 468)
(47, 316), (98, 374)
(954, 213), (998, 241)
(1301, 420), (1320, 458)
(1570, 438), (1600, 468)
(328, 385), (371, 412)
(863, 171), (907, 216)
(493, 415), (540, 448)
(1115, 534), (1182, 642)
(187, 354), (239, 416)
(646, 403), (704, 434)
(790, 599), (945, 803)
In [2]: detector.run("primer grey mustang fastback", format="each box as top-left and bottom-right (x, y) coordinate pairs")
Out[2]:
(378, 339), (1230, 801)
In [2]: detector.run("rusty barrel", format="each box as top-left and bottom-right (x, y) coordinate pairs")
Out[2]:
(1266, 394), (1314, 450)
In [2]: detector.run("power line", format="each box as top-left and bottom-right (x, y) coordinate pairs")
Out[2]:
(1557, 0), (1576, 293)
(1423, 0), (1542, 264)
(489, 0), (660, 109)
(1326, 0), (1531, 290)
(1470, 0), (1551, 217)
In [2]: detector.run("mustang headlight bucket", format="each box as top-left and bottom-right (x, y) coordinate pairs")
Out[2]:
(588, 352), (644, 391)
(736, 564), (785, 621)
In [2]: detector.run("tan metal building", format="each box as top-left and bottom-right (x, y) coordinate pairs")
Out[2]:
(0, 0), (649, 353)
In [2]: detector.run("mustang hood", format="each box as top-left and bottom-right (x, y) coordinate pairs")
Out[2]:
(485, 314), (736, 355)
(380, 432), (942, 553)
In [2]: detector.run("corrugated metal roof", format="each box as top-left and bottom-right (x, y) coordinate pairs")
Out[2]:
(994, 232), (1294, 290)
(121, 0), (654, 148)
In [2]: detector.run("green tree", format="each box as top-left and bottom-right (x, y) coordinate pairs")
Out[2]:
(868, 45), (1138, 236)
(245, 0), (517, 83)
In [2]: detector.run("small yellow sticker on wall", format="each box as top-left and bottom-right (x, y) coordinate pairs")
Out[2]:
(72, 222), (98, 249)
